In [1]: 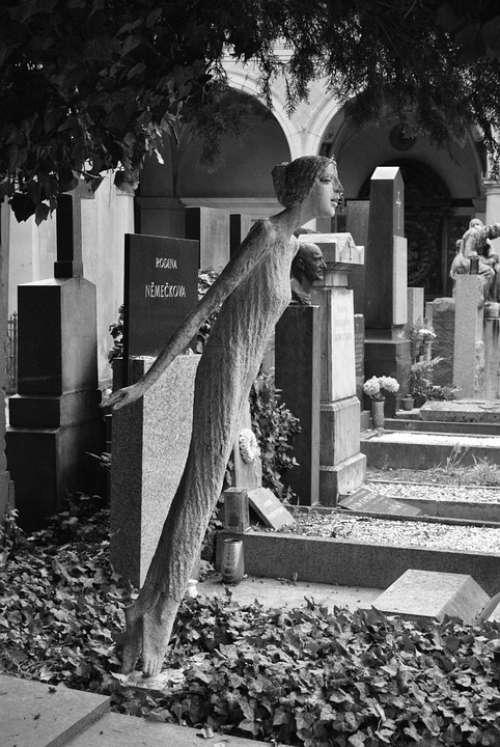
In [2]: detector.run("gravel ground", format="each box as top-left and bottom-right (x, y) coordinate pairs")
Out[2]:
(368, 480), (500, 504)
(279, 510), (500, 554)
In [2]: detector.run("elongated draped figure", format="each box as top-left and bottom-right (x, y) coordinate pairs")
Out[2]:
(105, 155), (343, 675)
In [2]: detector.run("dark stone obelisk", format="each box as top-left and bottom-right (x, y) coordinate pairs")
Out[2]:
(0, 201), (14, 518)
(364, 167), (411, 411)
(7, 188), (102, 530)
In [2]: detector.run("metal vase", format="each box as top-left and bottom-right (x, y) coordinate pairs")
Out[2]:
(221, 538), (245, 584)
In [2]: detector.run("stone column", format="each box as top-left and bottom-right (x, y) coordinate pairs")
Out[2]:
(0, 200), (13, 517)
(484, 180), (500, 255)
(453, 276), (485, 398)
(364, 166), (411, 410)
(309, 233), (366, 504)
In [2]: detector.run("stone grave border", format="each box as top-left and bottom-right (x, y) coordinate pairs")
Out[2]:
(216, 530), (500, 595)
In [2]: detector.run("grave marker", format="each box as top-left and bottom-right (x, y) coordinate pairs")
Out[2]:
(247, 487), (295, 530)
(373, 569), (490, 624)
(123, 233), (199, 365)
(339, 491), (423, 517)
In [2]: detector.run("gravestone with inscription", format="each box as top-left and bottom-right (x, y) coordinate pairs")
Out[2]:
(364, 167), (411, 411)
(305, 233), (367, 503)
(7, 188), (102, 529)
(123, 233), (199, 383)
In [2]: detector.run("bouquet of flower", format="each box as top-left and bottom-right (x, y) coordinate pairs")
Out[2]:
(363, 375), (400, 401)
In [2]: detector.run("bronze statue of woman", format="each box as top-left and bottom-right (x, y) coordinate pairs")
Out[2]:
(105, 155), (343, 676)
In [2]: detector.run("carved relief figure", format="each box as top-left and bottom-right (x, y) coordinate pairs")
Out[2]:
(290, 241), (326, 305)
(105, 155), (343, 676)
(450, 217), (500, 301)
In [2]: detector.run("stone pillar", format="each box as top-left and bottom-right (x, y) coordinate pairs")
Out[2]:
(425, 297), (455, 387)
(308, 233), (366, 504)
(275, 306), (321, 505)
(0, 200), (13, 517)
(364, 167), (411, 411)
(484, 180), (500, 255)
(6, 190), (102, 530)
(407, 287), (425, 329)
(453, 276), (485, 398)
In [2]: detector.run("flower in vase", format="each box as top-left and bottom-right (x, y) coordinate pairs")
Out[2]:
(363, 376), (383, 400)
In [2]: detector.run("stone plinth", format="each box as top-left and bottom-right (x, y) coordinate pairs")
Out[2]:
(110, 355), (200, 586)
(275, 306), (320, 505)
(373, 569), (490, 624)
(453, 276), (484, 398)
(6, 277), (101, 530)
(307, 232), (366, 504)
(425, 297), (455, 386)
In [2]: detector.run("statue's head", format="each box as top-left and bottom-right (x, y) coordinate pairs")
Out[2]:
(292, 242), (326, 283)
(272, 155), (342, 210)
(469, 218), (484, 230)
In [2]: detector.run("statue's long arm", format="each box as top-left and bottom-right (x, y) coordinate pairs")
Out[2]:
(104, 220), (277, 410)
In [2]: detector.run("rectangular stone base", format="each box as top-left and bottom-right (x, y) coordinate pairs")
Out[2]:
(373, 569), (490, 624)
(320, 396), (360, 465)
(319, 452), (366, 506)
(9, 390), (100, 428)
(6, 419), (102, 531)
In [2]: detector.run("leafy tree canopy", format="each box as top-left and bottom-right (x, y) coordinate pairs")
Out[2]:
(2, 0), (500, 222)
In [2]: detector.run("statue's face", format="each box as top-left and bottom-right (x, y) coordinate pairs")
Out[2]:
(308, 162), (343, 218)
(299, 244), (327, 282)
(470, 218), (483, 230)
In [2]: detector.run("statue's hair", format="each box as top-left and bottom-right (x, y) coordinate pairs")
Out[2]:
(272, 155), (335, 208)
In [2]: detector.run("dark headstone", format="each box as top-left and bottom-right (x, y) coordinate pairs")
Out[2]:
(123, 233), (199, 363)
(185, 206), (230, 271)
(275, 305), (321, 505)
(247, 487), (295, 530)
(365, 167), (406, 329)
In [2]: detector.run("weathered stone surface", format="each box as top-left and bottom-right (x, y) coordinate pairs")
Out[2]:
(339, 491), (423, 517)
(372, 569), (490, 624)
(319, 452), (367, 504)
(354, 314), (365, 401)
(0, 673), (109, 747)
(247, 487), (296, 530)
(420, 398), (500, 423)
(407, 287), (424, 329)
(320, 397), (360, 466)
(110, 355), (200, 586)
(487, 600), (500, 622)
(483, 318), (500, 400)
(453, 275), (484, 398)
(314, 285), (356, 401)
(185, 206), (230, 271)
(425, 296), (455, 386)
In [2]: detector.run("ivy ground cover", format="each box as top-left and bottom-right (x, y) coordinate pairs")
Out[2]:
(1, 496), (500, 746)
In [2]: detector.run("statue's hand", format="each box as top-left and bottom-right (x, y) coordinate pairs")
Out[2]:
(101, 383), (144, 412)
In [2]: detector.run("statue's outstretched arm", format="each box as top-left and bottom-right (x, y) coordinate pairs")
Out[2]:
(104, 220), (276, 411)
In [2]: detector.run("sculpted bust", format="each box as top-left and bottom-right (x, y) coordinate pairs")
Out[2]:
(290, 241), (326, 305)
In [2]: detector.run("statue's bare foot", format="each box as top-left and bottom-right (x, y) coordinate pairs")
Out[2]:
(141, 602), (179, 677)
(121, 605), (142, 674)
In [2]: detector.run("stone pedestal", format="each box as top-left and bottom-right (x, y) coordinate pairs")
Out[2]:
(453, 276), (484, 398)
(307, 232), (366, 504)
(0, 199), (13, 518)
(275, 305), (321, 505)
(425, 297), (455, 386)
(110, 355), (200, 586)
(6, 277), (102, 530)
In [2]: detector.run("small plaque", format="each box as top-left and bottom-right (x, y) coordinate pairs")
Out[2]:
(247, 487), (296, 530)
(339, 490), (423, 517)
